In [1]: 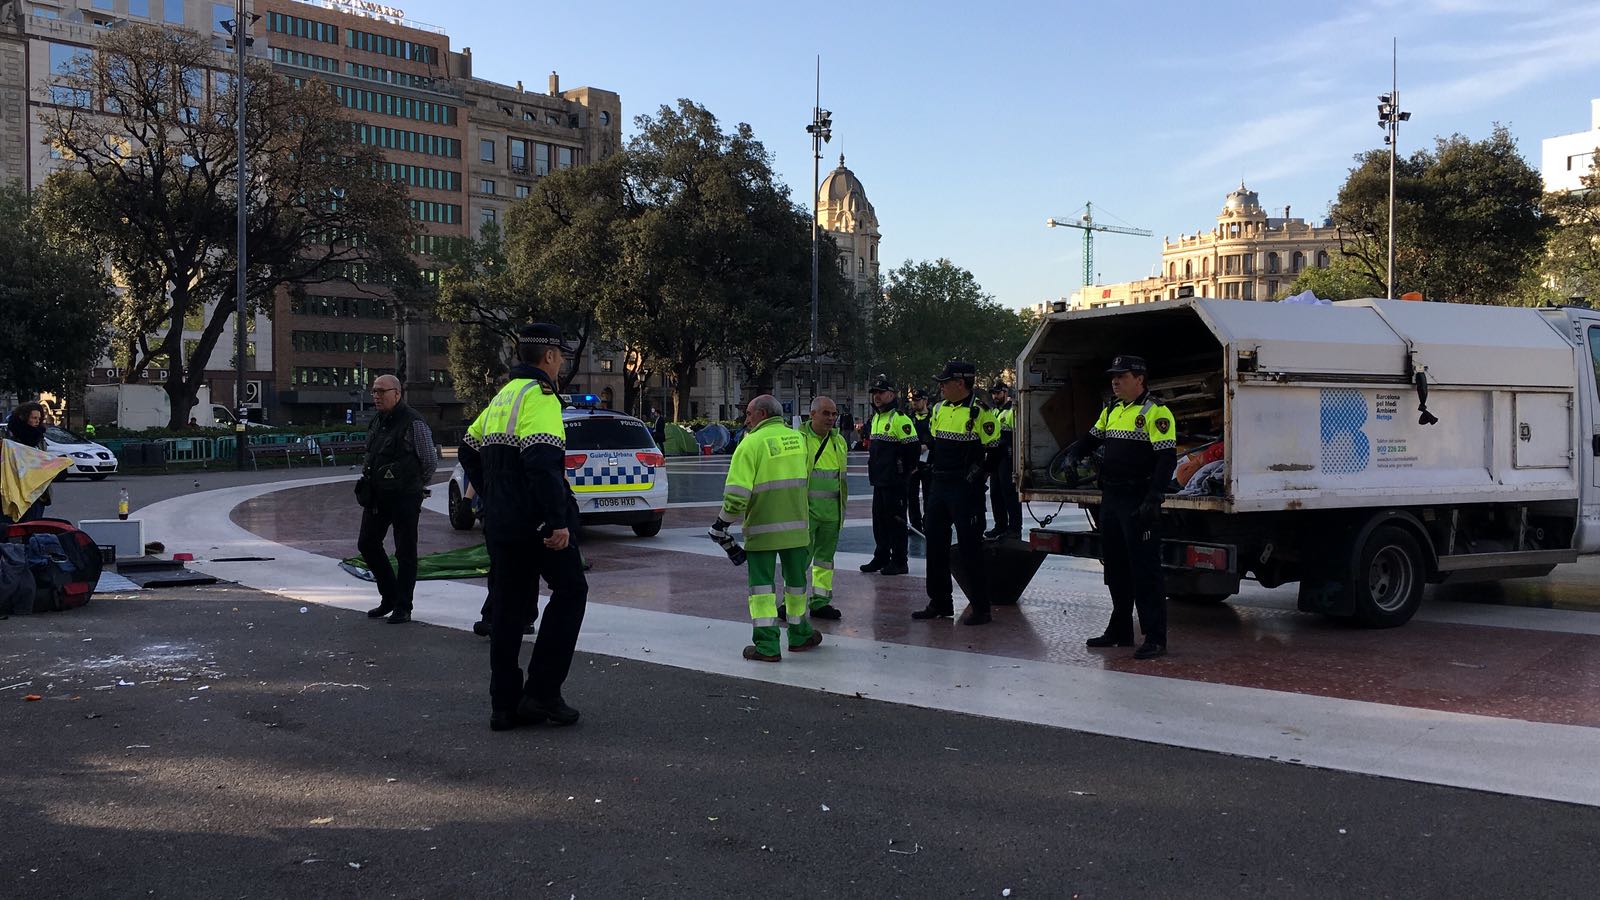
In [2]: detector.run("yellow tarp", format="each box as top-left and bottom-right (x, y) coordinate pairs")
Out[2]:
(1, 439), (71, 521)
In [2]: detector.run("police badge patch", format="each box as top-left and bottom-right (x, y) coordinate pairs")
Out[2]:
(1154, 417), (1171, 435)
(983, 422), (996, 435)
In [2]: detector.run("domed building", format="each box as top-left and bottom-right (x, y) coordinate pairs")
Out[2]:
(817, 155), (882, 295)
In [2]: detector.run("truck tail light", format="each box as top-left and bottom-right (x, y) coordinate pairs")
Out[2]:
(1030, 530), (1062, 553)
(1185, 545), (1229, 571)
(636, 451), (665, 467)
(564, 453), (588, 470)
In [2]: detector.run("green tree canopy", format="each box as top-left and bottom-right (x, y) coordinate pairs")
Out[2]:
(38, 25), (416, 427)
(872, 259), (1033, 390)
(0, 184), (115, 399)
(1329, 126), (1548, 304)
(1542, 146), (1600, 305)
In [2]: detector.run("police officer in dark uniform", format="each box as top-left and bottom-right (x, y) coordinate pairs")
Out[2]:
(984, 380), (1023, 540)
(1061, 355), (1177, 659)
(906, 388), (933, 536)
(913, 361), (1002, 625)
(862, 375), (918, 576)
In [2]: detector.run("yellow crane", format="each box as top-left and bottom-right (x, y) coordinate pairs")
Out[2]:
(1046, 202), (1153, 287)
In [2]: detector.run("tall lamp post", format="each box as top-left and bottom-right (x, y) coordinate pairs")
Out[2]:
(805, 58), (831, 406)
(222, 4), (257, 469)
(1377, 38), (1410, 300)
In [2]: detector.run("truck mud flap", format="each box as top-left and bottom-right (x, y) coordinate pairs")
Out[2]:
(951, 538), (1047, 606)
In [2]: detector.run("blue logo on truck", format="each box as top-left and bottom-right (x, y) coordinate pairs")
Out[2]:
(1320, 389), (1369, 474)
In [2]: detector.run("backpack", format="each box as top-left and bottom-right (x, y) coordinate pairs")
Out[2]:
(4, 520), (102, 612)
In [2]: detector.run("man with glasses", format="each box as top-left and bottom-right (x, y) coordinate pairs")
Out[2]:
(356, 374), (437, 625)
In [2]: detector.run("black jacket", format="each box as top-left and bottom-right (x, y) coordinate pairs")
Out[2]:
(458, 365), (578, 541)
(361, 402), (427, 502)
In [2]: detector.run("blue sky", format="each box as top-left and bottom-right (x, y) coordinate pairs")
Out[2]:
(393, 0), (1600, 308)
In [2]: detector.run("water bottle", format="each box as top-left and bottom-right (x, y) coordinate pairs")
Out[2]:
(117, 488), (130, 520)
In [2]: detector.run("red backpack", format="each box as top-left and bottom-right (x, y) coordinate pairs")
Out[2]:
(3, 519), (103, 612)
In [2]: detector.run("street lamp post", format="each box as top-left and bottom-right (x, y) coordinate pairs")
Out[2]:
(805, 58), (831, 408)
(223, 4), (255, 468)
(1377, 38), (1410, 300)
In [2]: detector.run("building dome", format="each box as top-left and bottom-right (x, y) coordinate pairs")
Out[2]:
(1222, 182), (1263, 216)
(819, 155), (877, 223)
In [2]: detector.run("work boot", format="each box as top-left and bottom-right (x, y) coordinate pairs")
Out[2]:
(962, 606), (992, 626)
(1086, 633), (1134, 648)
(789, 631), (823, 653)
(743, 645), (781, 662)
(1134, 641), (1168, 660)
(366, 604), (393, 619)
(519, 694), (580, 726)
(489, 710), (518, 732)
(860, 558), (885, 573)
(811, 604), (842, 620)
(911, 605), (954, 620)
(983, 527), (1003, 540)
(386, 610), (412, 624)
(881, 561), (908, 576)
(472, 619), (492, 637)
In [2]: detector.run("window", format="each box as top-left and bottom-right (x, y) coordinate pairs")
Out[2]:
(858, 258), (865, 274)
(1316, 250), (1330, 269)
(515, 184), (530, 199)
(480, 139), (495, 162)
(163, 0), (183, 23)
(1242, 254), (1254, 275)
(599, 110), (611, 126)
(870, 243), (876, 262)
(212, 3), (232, 33)
(1266, 252), (1280, 274)
(546, 114), (560, 126)
(534, 142), (550, 176)
(510, 139), (527, 172)
(1223, 256), (1236, 275)
(128, 0), (151, 16)
(556, 146), (574, 170)
(1167, 262), (1176, 280)
(480, 179), (496, 195)
(1267, 279), (1278, 297)
(49, 42), (85, 75)
(480, 208), (497, 226)
(1242, 282), (1255, 301)
(565, 418), (657, 452)
(1291, 251), (1305, 273)
(1183, 260), (1192, 278)
(49, 85), (90, 107)
(599, 358), (614, 373)
(92, 0), (113, 9)
(31, 5), (58, 18)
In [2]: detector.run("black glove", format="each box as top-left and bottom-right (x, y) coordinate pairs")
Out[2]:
(1060, 453), (1082, 488)
(1137, 496), (1162, 525)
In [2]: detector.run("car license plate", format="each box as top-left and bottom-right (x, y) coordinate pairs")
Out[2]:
(593, 497), (637, 509)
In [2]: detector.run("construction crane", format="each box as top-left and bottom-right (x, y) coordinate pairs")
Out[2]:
(1046, 202), (1153, 287)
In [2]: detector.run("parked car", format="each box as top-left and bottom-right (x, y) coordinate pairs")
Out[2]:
(43, 426), (118, 480)
(449, 400), (668, 537)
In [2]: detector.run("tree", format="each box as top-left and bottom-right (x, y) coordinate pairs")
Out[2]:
(1542, 147), (1600, 305)
(445, 321), (508, 418)
(37, 25), (417, 427)
(0, 184), (115, 399)
(1284, 255), (1378, 301)
(1328, 126), (1548, 304)
(872, 259), (1032, 388)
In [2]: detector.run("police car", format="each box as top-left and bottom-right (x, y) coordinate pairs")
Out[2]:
(448, 395), (668, 537)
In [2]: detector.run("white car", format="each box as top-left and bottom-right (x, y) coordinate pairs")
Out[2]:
(44, 426), (119, 480)
(449, 402), (668, 537)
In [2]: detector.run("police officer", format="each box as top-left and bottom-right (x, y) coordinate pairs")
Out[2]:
(906, 388), (932, 537)
(356, 374), (437, 625)
(1061, 355), (1177, 660)
(984, 380), (1023, 540)
(460, 323), (590, 731)
(861, 375), (918, 576)
(913, 361), (1001, 625)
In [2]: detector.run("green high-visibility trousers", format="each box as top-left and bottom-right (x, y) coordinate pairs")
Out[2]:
(808, 518), (841, 611)
(747, 546), (814, 657)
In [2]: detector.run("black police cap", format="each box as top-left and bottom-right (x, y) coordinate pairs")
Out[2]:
(518, 322), (574, 353)
(934, 360), (977, 382)
(868, 374), (896, 393)
(1105, 354), (1148, 375)
(988, 379), (1010, 394)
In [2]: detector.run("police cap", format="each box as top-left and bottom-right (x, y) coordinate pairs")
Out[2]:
(934, 360), (977, 383)
(868, 374), (896, 393)
(1105, 354), (1148, 375)
(988, 379), (1010, 394)
(518, 322), (574, 353)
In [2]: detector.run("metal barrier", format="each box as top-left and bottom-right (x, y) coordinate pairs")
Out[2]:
(159, 437), (216, 464)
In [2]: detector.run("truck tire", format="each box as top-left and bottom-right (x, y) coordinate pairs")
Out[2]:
(447, 481), (476, 531)
(1353, 525), (1424, 628)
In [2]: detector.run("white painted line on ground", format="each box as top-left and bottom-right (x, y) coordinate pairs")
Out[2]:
(132, 476), (1600, 807)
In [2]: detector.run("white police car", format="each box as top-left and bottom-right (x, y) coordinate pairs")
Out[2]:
(44, 426), (119, 480)
(448, 396), (668, 536)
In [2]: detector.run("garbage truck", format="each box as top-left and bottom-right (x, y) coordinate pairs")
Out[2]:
(1014, 297), (1600, 627)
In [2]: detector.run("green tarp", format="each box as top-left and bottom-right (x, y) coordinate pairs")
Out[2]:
(663, 422), (699, 456)
(341, 543), (491, 581)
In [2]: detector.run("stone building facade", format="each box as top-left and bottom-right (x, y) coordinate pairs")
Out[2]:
(1070, 184), (1339, 310)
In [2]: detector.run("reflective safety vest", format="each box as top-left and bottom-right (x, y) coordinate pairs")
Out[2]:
(801, 423), (849, 523)
(996, 406), (1015, 433)
(466, 378), (566, 452)
(1088, 393), (1177, 489)
(462, 374), (570, 539)
(928, 396), (1000, 478)
(721, 417), (810, 551)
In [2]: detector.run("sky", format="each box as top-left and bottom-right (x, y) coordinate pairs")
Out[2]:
(388, 0), (1600, 309)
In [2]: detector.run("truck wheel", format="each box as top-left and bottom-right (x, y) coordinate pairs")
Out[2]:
(632, 517), (663, 538)
(447, 482), (475, 531)
(1169, 592), (1231, 605)
(1353, 525), (1424, 628)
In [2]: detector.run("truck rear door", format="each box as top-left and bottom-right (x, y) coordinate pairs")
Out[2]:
(1575, 315), (1600, 550)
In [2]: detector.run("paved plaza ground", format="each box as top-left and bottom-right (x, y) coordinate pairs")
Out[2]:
(6, 458), (1600, 897)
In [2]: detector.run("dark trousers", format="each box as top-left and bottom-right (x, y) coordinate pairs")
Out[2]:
(924, 477), (988, 613)
(1098, 492), (1166, 645)
(989, 449), (1023, 535)
(870, 484), (909, 565)
(357, 495), (422, 612)
(487, 535), (589, 712)
(907, 466), (930, 531)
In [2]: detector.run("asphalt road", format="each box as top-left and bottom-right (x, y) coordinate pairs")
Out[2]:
(3, 587), (1598, 899)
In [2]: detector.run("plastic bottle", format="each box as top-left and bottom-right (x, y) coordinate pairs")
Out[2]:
(117, 488), (129, 520)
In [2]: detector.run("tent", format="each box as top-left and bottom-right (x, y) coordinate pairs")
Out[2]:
(663, 423), (699, 456)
